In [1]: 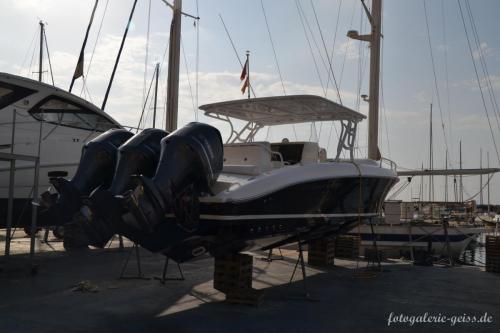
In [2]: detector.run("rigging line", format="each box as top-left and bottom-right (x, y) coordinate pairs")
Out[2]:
(27, 32), (38, 79)
(195, 0), (200, 112)
(296, 0), (331, 96)
(423, 0), (449, 154)
(294, 0), (325, 95)
(310, 0), (342, 104)
(338, 0), (357, 88)
(18, 27), (38, 75)
(441, 0), (453, 166)
(457, 0), (500, 164)
(260, 0), (286, 95)
(136, 70), (156, 131)
(465, 0), (500, 134)
(181, 39), (197, 120)
(43, 28), (55, 86)
(80, 0), (109, 98)
(324, 0), (343, 95)
(218, 13), (256, 98)
(142, 0), (152, 112)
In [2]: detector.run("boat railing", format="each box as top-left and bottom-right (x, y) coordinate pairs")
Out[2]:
(379, 157), (397, 171)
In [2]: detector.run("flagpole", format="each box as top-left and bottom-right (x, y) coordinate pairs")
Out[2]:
(69, 0), (99, 92)
(246, 50), (250, 99)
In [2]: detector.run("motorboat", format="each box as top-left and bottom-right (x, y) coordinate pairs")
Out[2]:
(0, 72), (122, 228)
(56, 94), (399, 261)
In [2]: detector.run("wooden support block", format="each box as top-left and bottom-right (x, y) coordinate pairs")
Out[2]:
(308, 238), (335, 267)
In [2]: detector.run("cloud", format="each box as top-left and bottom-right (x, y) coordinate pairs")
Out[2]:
(334, 40), (360, 61)
(473, 42), (495, 60)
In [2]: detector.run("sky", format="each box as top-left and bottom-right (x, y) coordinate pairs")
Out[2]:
(1, 0), (500, 204)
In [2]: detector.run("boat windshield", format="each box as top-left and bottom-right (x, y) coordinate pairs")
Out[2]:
(29, 96), (118, 132)
(0, 82), (36, 110)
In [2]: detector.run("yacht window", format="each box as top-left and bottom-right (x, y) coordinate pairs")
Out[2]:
(0, 82), (36, 110)
(271, 143), (304, 165)
(29, 97), (118, 132)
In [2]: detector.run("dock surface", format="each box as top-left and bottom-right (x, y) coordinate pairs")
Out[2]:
(1, 232), (499, 333)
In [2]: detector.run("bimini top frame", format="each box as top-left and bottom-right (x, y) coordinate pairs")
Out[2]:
(199, 95), (365, 160)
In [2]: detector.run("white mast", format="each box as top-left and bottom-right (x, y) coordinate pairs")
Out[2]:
(347, 0), (382, 160)
(165, 0), (182, 132)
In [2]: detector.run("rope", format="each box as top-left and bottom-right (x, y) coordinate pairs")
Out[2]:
(260, 0), (286, 95)
(195, 0), (200, 112)
(457, 0), (500, 164)
(181, 39), (198, 120)
(43, 28), (55, 86)
(423, 0), (449, 154)
(309, 0), (342, 104)
(19, 26), (38, 75)
(142, 0), (152, 113)
(464, 0), (500, 136)
(218, 14), (256, 98)
(80, 0), (109, 99)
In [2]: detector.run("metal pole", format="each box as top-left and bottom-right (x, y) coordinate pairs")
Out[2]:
(445, 150), (448, 202)
(459, 141), (463, 202)
(153, 63), (159, 129)
(39, 21), (44, 82)
(4, 110), (17, 256)
(367, 0), (382, 160)
(488, 151), (490, 214)
(70, 0), (99, 92)
(246, 50), (250, 100)
(30, 105), (44, 261)
(165, 0), (182, 132)
(429, 103), (433, 203)
(480, 148), (483, 205)
(101, 0), (138, 110)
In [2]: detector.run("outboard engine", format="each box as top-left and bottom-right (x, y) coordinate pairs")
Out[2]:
(122, 122), (223, 260)
(40, 129), (133, 227)
(69, 128), (169, 248)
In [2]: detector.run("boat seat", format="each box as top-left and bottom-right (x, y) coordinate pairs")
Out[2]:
(223, 142), (273, 175)
(270, 141), (319, 165)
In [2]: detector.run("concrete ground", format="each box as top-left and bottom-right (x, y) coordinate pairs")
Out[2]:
(1, 230), (499, 333)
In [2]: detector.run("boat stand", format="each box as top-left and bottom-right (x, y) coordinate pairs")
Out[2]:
(119, 243), (150, 280)
(289, 239), (318, 301)
(366, 221), (383, 271)
(260, 248), (284, 262)
(154, 257), (185, 283)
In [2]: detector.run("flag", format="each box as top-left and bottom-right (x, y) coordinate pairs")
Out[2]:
(73, 53), (84, 80)
(240, 59), (248, 80)
(240, 59), (249, 94)
(241, 77), (249, 94)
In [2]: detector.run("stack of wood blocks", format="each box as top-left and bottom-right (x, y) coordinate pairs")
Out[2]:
(486, 235), (500, 273)
(334, 235), (361, 259)
(213, 253), (263, 306)
(308, 238), (335, 267)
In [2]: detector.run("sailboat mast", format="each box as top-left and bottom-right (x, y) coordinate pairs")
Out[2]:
(153, 62), (160, 129)
(39, 21), (44, 82)
(166, 0), (182, 132)
(368, 0), (382, 160)
(347, 0), (382, 160)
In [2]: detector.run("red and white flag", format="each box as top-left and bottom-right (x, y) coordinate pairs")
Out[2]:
(240, 59), (249, 94)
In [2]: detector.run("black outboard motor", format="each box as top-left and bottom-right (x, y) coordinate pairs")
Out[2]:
(40, 129), (133, 226)
(122, 122), (223, 258)
(72, 128), (169, 247)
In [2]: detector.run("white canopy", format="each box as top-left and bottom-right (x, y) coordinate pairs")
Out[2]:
(199, 95), (365, 126)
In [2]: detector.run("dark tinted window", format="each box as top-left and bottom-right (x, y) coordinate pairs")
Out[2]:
(0, 82), (36, 110)
(29, 97), (118, 132)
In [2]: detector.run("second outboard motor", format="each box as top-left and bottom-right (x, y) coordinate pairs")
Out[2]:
(122, 122), (223, 254)
(40, 129), (133, 226)
(70, 128), (169, 248)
